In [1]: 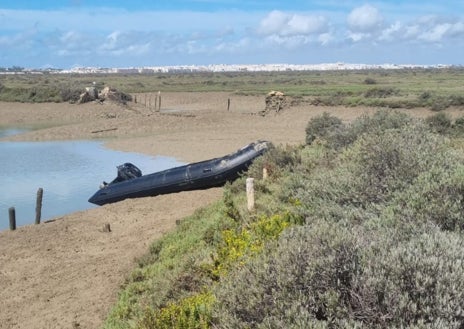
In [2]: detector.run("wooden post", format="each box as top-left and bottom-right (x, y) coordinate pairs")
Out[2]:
(9, 207), (16, 231)
(246, 178), (255, 212)
(35, 188), (43, 224)
(102, 223), (111, 232)
(227, 98), (231, 111)
(262, 167), (269, 180)
(158, 95), (162, 111)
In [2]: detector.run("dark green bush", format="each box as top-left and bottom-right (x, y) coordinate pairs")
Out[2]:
(419, 91), (432, 102)
(60, 87), (83, 103)
(389, 164), (464, 231)
(213, 221), (361, 328)
(449, 94), (464, 106)
(348, 110), (411, 138)
(357, 228), (464, 328)
(431, 100), (447, 111)
(213, 221), (464, 328)
(452, 116), (464, 136)
(308, 110), (412, 150)
(305, 112), (344, 145)
(425, 112), (452, 134)
(363, 77), (377, 85)
(364, 87), (398, 98)
(428, 94), (464, 111)
(297, 120), (444, 214)
(247, 143), (302, 180)
(345, 125), (446, 204)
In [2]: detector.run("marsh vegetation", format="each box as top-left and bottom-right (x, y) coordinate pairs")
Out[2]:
(104, 110), (464, 329)
(1, 68), (464, 111)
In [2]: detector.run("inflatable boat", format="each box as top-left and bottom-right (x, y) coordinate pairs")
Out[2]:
(88, 140), (269, 206)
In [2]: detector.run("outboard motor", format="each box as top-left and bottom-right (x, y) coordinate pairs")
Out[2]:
(114, 163), (142, 182)
(101, 163), (142, 188)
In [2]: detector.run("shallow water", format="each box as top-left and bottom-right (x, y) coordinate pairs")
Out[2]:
(0, 131), (183, 230)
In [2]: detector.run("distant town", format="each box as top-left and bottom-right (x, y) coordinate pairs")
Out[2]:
(0, 63), (457, 75)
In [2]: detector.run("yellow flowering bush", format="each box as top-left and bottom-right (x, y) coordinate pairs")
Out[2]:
(210, 212), (296, 278)
(140, 292), (214, 329)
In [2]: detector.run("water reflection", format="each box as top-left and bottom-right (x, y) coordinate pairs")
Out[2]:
(0, 138), (183, 230)
(0, 128), (27, 138)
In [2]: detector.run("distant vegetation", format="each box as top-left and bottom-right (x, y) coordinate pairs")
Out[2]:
(1, 68), (464, 110)
(104, 110), (464, 328)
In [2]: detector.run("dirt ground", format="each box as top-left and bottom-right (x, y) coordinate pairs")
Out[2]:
(0, 92), (442, 329)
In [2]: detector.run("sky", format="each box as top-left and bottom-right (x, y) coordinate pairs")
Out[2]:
(1, 1), (464, 69)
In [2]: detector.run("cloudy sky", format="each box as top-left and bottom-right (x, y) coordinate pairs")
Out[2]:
(1, 1), (463, 68)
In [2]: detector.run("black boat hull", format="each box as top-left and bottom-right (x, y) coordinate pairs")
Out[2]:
(88, 140), (269, 206)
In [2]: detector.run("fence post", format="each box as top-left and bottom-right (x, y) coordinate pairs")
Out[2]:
(246, 178), (255, 212)
(227, 98), (231, 111)
(262, 167), (269, 180)
(35, 188), (43, 225)
(9, 207), (16, 231)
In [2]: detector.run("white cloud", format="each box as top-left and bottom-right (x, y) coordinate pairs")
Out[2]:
(258, 10), (329, 37)
(391, 17), (464, 43)
(419, 23), (452, 42)
(417, 21), (464, 42)
(286, 14), (328, 35)
(318, 32), (333, 45)
(347, 31), (369, 42)
(379, 21), (402, 41)
(258, 10), (289, 35)
(347, 4), (383, 32)
(404, 24), (421, 39)
(449, 22), (464, 36)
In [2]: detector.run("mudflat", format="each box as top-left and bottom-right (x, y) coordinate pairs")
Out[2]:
(0, 92), (432, 329)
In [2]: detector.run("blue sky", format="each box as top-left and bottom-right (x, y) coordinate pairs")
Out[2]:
(1, 1), (463, 68)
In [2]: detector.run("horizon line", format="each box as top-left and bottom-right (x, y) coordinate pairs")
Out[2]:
(1, 62), (461, 74)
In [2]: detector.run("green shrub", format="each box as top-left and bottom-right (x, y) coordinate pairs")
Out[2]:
(247, 143), (302, 180)
(347, 110), (411, 141)
(449, 94), (464, 106)
(213, 220), (464, 328)
(357, 228), (464, 328)
(305, 112), (344, 145)
(60, 87), (83, 103)
(104, 202), (232, 328)
(308, 110), (412, 150)
(213, 221), (362, 328)
(363, 77), (377, 85)
(344, 124), (447, 204)
(295, 121), (447, 216)
(431, 100), (448, 111)
(364, 87), (398, 98)
(452, 116), (464, 136)
(389, 164), (464, 231)
(138, 292), (214, 329)
(425, 112), (452, 134)
(209, 212), (298, 278)
(419, 91), (432, 103)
